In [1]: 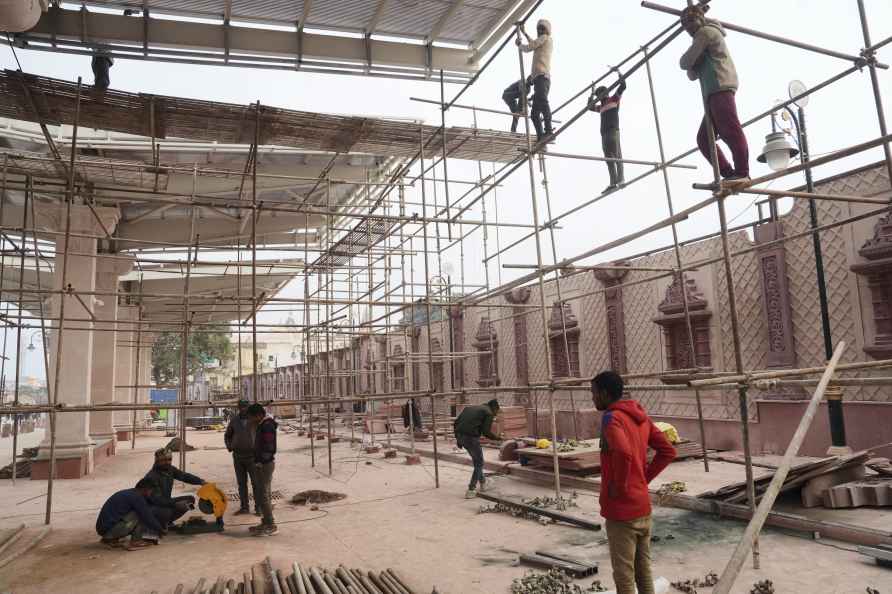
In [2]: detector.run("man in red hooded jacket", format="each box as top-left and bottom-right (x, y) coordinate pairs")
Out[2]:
(592, 371), (676, 594)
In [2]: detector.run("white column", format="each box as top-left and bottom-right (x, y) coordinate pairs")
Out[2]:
(89, 255), (134, 445)
(35, 205), (120, 478)
(113, 305), (137, 438)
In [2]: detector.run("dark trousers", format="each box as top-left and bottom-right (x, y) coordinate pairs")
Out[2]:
(697, 90), (749, 178)
(151, 495), (194, 527)
(256, 461), (276, 526)
(503, 89), (522, 133)
(91, 56), (111, 90)
(458, 434), (485, 489)
(531, 75), (553, 140)
(102, 511), (143, 541)
(602, 128), (624, 185)
(233, 452), (260, 511)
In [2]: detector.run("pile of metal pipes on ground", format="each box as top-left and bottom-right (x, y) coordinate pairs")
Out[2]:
(160, 557), (422, 594)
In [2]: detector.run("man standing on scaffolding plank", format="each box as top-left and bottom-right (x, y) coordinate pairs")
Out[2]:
(91, 47), (113, 91)
(679, 5), (750, 185)
(589, 72), (627, 194)
(516, 19), (554, 144)
(502, 75), (533, 133)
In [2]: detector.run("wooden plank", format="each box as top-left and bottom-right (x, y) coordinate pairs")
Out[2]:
(476, 492), (601, 531)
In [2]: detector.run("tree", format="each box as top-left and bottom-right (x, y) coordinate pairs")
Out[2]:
(152, 325), (234, 384)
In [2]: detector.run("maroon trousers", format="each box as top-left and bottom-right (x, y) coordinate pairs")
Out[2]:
(697, 90), (749, 178)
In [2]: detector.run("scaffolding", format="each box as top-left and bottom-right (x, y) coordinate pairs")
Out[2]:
(0, 1), (891, 587)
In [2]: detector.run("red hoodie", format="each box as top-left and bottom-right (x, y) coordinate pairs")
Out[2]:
(599, 400), (676, 521)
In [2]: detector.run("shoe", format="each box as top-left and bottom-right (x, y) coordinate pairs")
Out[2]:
(249, 524), (265, 533)
(234, 508), (251, 516)
(477, 481), (489, 493)
(465, 489), (477, 499)
(126, 540), (154, 551)
(603, 185), (616, 194)
(254, 509), (262, 516)
(254, 524), (279, 536)
(722, 173), (750, 186)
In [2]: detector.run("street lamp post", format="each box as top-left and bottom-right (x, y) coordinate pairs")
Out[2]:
(757, 82), (848, 453)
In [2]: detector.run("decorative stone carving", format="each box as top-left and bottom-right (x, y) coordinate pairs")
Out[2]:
(472, 317), (499, 387)
(504, 289), (531, 404)
(754, 221), (796, 368)
(449, 306), (465, 392)
(594, 263), (630, 374)
(851, 213), (892, 359)
(548, 302), (580, 378)
(653, 275), (712, 370)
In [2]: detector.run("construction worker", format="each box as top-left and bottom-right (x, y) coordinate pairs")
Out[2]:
(591, 371), (676, 594)
(95, 478), (164, 550)
(516, 19), (554, 143)
(91, 48), (113, 91)
(453, 399), (503, 499)
(144, 449), (206, 529)
(679, 5), (749, 184)
(224, 399), (260, 516)
(402, 397), (423, 433)
(502, 75), (533, 133)
(247, 403), (278, 536)
(588, 73), (627, 194)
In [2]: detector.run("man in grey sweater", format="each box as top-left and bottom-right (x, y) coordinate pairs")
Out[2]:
(517, 19), (554, 143)
(224, 399), (260, 515)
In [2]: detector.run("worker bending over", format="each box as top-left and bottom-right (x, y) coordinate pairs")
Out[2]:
(225, 399), (260, 515)
(454, 399), (503, 499)
(679, 5), (749, 184)
(502, 76), (533, 133)
(592, 371), (676, 594)
(247, 403), (278, 536)
(144, 448), (206, 528)
(588, 72), (627, 194)
(96, 478), (164, 550)
(517, 19), (554, 143)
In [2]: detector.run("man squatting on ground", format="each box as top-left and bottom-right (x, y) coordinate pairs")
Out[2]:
(679, 5), (750, 184)
(247, 403), (279, 536)
(502, 75), (533, 133)
(225, 399), (261, 515)
(144, 448), (206, 528)
(517, 19), (554, 143)
(454, 399), (503, 498)
(589, 72), (627, 194)
(592, 371), (676, 594)
(96, 478), (164, 550)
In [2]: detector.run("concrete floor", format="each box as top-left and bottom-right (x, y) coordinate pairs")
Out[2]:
(0, 428), (888, 594)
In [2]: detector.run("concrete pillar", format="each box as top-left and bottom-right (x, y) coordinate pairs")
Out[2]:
(89, 255), (134, 454)
(113, 305), (137, 441)
(32, 205), (120, 480)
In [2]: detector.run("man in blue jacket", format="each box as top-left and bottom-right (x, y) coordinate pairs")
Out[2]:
(144, 448), (205, 528)
(96, 478), (164, 549)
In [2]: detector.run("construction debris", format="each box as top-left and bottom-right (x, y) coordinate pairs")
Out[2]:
(699, 452), (870, 505)
(655, 481), (687, 504)
(867, 457), (892, 478)
(291, 490), (348, 505)
(0, 447), (38, 479)
(857, 543), (892, 568)
(749, 579), (775, 594)
(670, 572), (718, 594)
(477, 493), (600, 531)
(164, 437), (195, 452)
(511, 569), (606, 594)
(479, 494), (579, 524)
(825, 477), (892, 508)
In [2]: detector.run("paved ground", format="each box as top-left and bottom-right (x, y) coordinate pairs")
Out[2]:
(0, 426), (888, 594)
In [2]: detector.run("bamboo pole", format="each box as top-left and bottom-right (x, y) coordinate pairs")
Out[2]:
(713, 342), (847, 593)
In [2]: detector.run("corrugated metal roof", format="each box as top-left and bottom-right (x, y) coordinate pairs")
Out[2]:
(75, 0), (522, 46)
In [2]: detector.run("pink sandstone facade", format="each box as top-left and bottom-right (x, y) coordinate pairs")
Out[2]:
(240, 162), (892, 458)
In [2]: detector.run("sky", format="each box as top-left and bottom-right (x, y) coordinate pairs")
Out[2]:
(2, 0), (892, 381)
